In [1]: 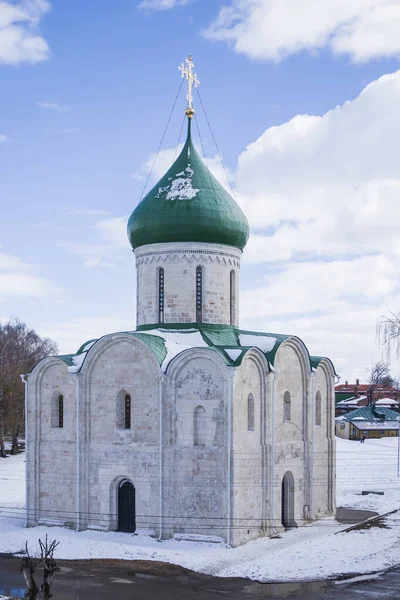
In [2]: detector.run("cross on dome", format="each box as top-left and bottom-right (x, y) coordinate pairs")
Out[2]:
(179, 55), (199, 118)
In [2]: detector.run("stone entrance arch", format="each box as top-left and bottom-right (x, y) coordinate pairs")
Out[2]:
(118, 479), (136, 533)
(281, 471), (296, 528)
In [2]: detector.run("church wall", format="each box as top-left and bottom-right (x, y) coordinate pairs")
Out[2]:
(273, 343), (308, 528)
(312, 367), (329, 517)
(162, 351), (229, 541)
(81, 336), (161, 532)
(312, 363), (336, 517)
(26, 359), (77, 527)
(231, 353), (266, 547)
(135, 242), (241, 327)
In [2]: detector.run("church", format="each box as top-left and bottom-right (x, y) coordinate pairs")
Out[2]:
(25, 58), (336, 547)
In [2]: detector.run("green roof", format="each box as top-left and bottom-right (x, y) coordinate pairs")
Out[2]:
(57, 323), (336, 375)
(340, 406), (399, 422)
(127, 118), (249, 251)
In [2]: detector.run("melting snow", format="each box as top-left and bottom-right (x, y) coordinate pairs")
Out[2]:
(81, 341), (96, 353)
(1, 438), (400, 582)
(154, 165), (199, 201)
(139, 329), (207, 371)
(68, 352), (87, 373)
(239, 334), (277, 353)
(224, 349), (242, 361)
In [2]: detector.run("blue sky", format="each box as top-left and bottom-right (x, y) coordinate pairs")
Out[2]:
(2, 0), (400, 380)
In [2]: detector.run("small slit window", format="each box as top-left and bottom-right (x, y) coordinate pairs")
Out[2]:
(230, 270), (236, 325)
(58, 395), (64, 428)
(315, 391), (322, 426)
(283, 391), (291, 422)
(125, 395), (131, 429)
(247, 393), (255, 431)
(158, 268), (164, 324)
(196, 266), (203, 323)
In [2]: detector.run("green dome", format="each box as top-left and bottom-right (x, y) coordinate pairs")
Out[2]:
(127, 119), (249, 251)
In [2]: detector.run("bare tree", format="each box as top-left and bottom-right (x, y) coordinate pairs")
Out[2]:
(379, 311), (400, 360)
(20, 536), (60, 600)
(0, 319), (57, 456)
(367, 361), (394, 405)
(20, 541), (39, 599)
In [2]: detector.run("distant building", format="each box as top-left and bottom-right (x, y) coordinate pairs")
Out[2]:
(335, 379), (400, 407)
(336, 394), (399, 415)
(335, 405), (399, 440)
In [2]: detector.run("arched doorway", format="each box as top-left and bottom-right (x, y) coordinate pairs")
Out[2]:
(118, 480), (136, 533)
(281, 471), (296, 528)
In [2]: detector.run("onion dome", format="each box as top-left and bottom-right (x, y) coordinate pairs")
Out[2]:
(127, 118), (249, 251)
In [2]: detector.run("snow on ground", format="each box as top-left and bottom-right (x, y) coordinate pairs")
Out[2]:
(0, 437), (399, 582)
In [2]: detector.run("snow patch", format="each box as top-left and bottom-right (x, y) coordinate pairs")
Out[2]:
(139, 329), (207, 371)
(2, 434), (400, 582)
(68, 352), (87, 373)
(166, 175), (199, 200)
(224, 348), (242, 361)
(239, 334), (277, 353)
(81, 341), (96, 353)
(153, 165), (199, 201)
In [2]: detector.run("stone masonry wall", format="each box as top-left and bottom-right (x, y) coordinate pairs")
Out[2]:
(231, 352), (265, 546)
(135, 242), (241, 326)
(26, 359), (77, 527)
(273, 343), (308, 527)
(81, 336), (161, 532)
(162, 351), (230, 541)
(312, 362), (335, 517)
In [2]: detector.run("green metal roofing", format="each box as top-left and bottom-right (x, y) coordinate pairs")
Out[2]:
(340, 406), (399, 422)
(57, 354), (74, 367)
(137, 323), (296, 369)
(56, 323), (335, 375)
(127, 118), (249, 251)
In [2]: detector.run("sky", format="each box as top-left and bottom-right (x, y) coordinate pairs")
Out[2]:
(1, 0), (400, 381)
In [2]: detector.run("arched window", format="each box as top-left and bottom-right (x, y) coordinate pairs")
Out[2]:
(247, 393), (255, 431)
(58, 395), (64, 428)
(283, 391), (291, 422)
(315, 391), (322, 426)
(230, 270), (236, 325)
(116, 391), (132, 429)
(158, 268), (164, 324)
(124, 395), (131, 429)
(196, 266), (203, 323)
(193, 405), (206, 446)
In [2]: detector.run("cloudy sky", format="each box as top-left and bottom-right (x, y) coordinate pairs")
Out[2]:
(1, 0), (400, 381)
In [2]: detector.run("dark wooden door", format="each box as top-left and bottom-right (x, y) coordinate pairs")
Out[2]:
(281, 477), (288, 527)
(281, 471), (295, 528)
(118, 481), (135, 533)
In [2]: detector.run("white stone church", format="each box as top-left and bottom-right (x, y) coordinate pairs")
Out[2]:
(25, 61), (336, 547)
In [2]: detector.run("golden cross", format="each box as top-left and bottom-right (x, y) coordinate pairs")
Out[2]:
(179, 55), (200, 114)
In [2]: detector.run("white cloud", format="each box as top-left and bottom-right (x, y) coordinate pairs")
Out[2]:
(204, 0), (400, 63)
(37, 101), (71, 112)
(41, 314), (135, 355)
(240, 255), (400, 376)
(237, 71), (400, 262)
(65, 208), (110, 217)
(236, 69), (400, 380)
(0, 0), (50, 65)
(0, 134), (9, 143)
(0, 250), (61, 300)
(63, 216), (128, 267)
(138, 0), (191, 11)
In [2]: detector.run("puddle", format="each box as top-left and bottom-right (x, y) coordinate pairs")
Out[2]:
(243, 580), (331, 597)
(0, 576), (333, 599)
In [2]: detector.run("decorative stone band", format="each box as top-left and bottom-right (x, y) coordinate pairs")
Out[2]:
(134, 242), (242, 268)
